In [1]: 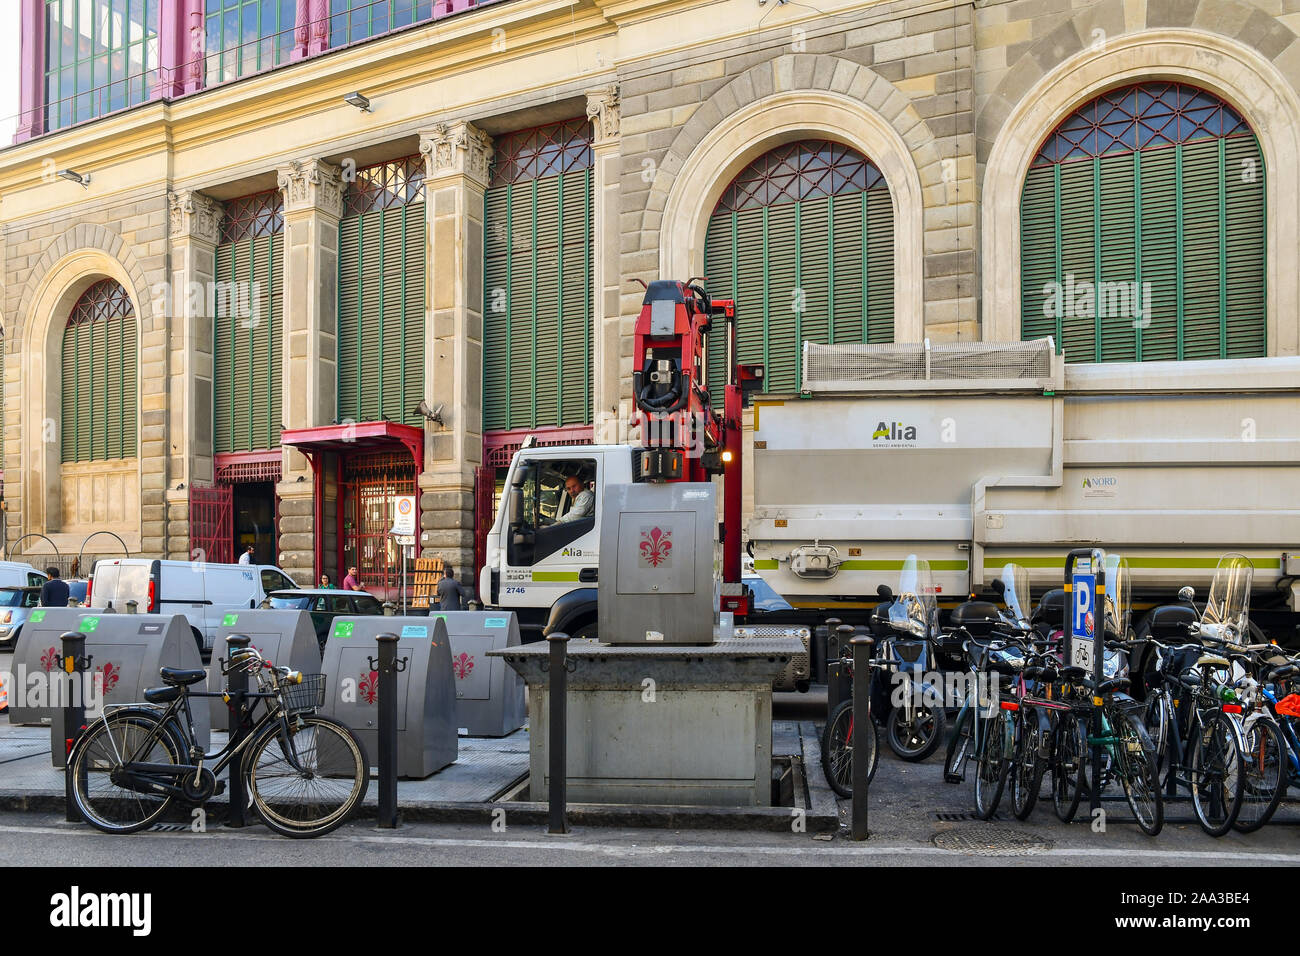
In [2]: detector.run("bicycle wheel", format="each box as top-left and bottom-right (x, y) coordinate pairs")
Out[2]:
(821, 699), (878, 798)
(1143, 691), (1171, 785)
(1190, 710), (1244, 837)
(1052, 710), (1087, 823)
(1012, 712), (1046, 820)
(943, 705), (973, 784)
(974, 709), (1009, 820)
(886, 700), (945, 762)
(1116, 709), (1163, 837)
(69, 710), (185, 834)
(247, 715), (369, 838)
(1234, 714), (1286, 833)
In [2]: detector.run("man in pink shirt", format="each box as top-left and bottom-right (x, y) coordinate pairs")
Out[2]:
(342, 565), (364, 591)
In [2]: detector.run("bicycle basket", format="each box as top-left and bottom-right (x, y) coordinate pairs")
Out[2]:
(281, 674), (327, 715)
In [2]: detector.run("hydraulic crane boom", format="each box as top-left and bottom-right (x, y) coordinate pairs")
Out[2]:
(630, 279), (764, 617)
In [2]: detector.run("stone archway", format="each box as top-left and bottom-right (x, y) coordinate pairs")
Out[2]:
(653, 56), (946, 343)
(980, 29), (1300, 354)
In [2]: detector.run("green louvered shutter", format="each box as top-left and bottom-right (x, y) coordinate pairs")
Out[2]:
(1021, 82), (1266, 362)
(1224, 137), (1266, 357)
(559, 168), (594, 425)
(703, 213), (735, 391)
(338, 215), (362, 422)
(483, 186), (510, 430)
(214, 234), (282, 452)
(119, 313), (138, 458)
(482, 120), (593, 432)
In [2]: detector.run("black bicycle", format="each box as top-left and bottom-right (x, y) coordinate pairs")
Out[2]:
(67, 645), (368, 838)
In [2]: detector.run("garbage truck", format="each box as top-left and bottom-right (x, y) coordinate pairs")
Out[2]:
(479, 324), (1300, 649)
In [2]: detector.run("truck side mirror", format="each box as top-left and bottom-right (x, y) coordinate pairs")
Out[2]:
(509, 483), (524, 527)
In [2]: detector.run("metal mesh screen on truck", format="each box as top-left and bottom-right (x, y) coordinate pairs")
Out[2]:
(801, 338), (1056, 391)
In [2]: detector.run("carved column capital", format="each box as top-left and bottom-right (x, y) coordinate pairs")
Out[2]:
(585, 84), (620, 146)
(168, 189), (223, 244)
(419, 121), (493, 188)
(276, 158), (345, 219)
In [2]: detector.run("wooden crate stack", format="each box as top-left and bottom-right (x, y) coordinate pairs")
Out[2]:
(410, 557), (445, 609)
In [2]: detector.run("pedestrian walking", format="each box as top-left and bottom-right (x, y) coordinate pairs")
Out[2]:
(238, 545), (255, 565)
(436, 565), (467, 611)
(40, 566), (70, 608)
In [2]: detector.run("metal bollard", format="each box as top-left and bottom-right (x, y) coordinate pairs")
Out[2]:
(67, 598), (80, 608)
(547, 632), (571, 835)
(224, 635), (252, 828)
(830, 623), (854, 712)
(60, 630), (91, 823)
(125, 600), (138, 614)
(850, 635), (874, 841)
(372, 634), (404, 829)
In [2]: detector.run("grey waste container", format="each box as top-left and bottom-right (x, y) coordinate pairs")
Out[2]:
(205, 609), (323, 728)
(319, 615), (457, 779)
(430, 611), (525, 737)
(5, 609), (208, 767)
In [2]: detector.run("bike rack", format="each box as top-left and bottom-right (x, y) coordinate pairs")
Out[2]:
(76, 531), (129, 579)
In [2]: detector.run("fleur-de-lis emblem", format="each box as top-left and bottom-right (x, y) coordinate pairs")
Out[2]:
(639, 526), (672, 568)
(359, 670), (379, 705)
(40, 647), (58, 672)
(453, 652), (474, 680)
(96, 662), (120, 695)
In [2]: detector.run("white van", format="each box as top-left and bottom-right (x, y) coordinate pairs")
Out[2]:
(0, 562), (49, 591)
(89, 559), (297, 656)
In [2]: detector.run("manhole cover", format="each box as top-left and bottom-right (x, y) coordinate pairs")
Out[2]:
(932, 826), (1053, 856)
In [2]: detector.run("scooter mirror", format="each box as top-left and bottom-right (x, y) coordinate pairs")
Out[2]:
(1178, 586), (1195, 603)
(876, 584), (893, 602)
(991, 578), (1006, 596)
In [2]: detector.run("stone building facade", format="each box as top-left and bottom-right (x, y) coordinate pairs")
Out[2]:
(0, 0), (1295, 595)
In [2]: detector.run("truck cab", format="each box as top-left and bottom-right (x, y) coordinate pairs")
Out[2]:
(479, 443), (638, 641)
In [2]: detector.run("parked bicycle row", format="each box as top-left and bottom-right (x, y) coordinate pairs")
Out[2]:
(824, 553), (1295, 838)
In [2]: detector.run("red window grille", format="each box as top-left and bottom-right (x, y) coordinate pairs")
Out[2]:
(1031, 82), (1253, 167)
(214, 458), (282, 484)
(714, 140), (885, 213)
(220, 189), (285, 243)
(489, 117), (592, 186)
(343, 154), (426, 216)
(67, 279), (132, 327)
(341, 451), (418, 596)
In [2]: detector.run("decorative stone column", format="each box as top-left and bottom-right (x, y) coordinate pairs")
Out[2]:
(417, 121), (492, 586)
(586, 84), (623, 443)
(275, 158), (345, 581)
(165, 190), (223, 559)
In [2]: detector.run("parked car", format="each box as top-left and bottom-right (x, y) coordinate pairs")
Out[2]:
(88, 559), (298, 657)
(0, 562), (49, 591)
(266, 589), (386, 650)
(0, 586), (42, 651)
(66, 580), (89, 606)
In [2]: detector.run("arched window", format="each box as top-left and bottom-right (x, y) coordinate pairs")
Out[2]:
(704, 140), (893, 393)
(61, 279), (137, 462)
(1021, 82), (1266, 361)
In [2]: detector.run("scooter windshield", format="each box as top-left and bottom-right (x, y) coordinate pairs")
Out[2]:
(1203, 553), (1253, 637)
(1000, 563), (1032, 625)
(1103, 554), (1132, 639)
(888, 555), (937, 638)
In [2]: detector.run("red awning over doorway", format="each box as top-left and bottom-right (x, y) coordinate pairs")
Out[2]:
(280, 421), (423, 470)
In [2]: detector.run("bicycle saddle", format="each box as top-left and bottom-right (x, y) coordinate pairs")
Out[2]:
(159, 667), (206, 686)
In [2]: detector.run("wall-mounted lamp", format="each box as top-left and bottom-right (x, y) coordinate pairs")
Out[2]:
(343, 92), (372, 113)
(57, 169), (91, 187)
